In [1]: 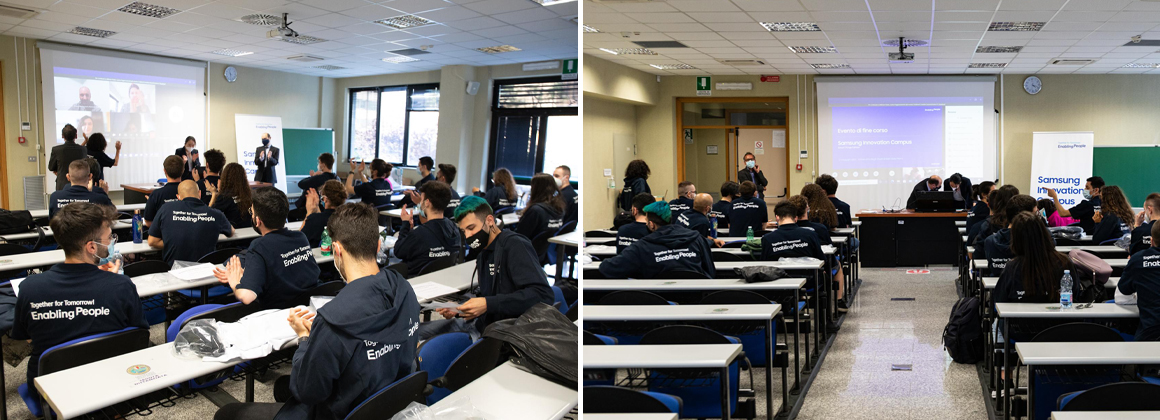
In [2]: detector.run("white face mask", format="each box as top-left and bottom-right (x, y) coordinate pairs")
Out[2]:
(555, 177), (564, 188)
(745, 160), (755, 169)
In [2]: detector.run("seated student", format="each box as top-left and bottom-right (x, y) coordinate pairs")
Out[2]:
(617, 159), (652, 213)
(148, 180), (235, 266)
(668, 181), (696, 215)
(677, 193), (725, 247)
(48, 161), (112, 219)
(300, 180), (347, 247)
(906, 175), (942, 209)
(206, 163), (254, 229)
(399, 156), (437, 209)
(13, 203), (148, 408)
(197, 149), (225, 204)
(436, 163), (460, 219)
(474, 167), (517, 210)
(966, 181), (997, 232)
(553, 165), (578, 225)
(1118, 221), (1160, 340)
(971, 185), (1019, 260)
(712, 181), (739, 230)
(144, 155), (185, 228)
(728, 181), (768, 238)
(214, 188), (320, 309)
(1092, 185), (1135, 244)
(213, 203), (420, 420)
(1046, 176), (1104, 234)
(293, 153), (339, 216)
(1039, 198), (1076, 228)
(515, 173), (565, 248)
(799, 186), (852, 309)
(983, 194), (1037, 277)
(394, 181), (462, 275)
(419, 196), (553, 340)
(815, 174), (852, 229)
(599, 201), (716, 279)
(616, 193), (654, 254)
(1131, 193), (1160, 255)
(994, 212), (1079, 303)
(345, 159), (394, 209)
(760, 200), (824, 272)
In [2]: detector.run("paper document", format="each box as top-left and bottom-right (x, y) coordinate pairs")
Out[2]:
(412, 282), (460, 301)
(502, 213), (519, 226)
(310, 296), (334, 313)
(171, 263), (217, 281)
(10, 278), (25, 297)
(421, 301), (462, 314)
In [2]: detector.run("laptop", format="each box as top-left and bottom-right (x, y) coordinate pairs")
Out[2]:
(914, 191), (958, 212)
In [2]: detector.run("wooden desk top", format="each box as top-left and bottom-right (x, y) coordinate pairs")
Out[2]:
(856, 210), (968, 218)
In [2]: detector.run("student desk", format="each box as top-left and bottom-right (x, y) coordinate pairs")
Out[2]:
(120, 182), (272, 205)
(1051, 412), (1160, 420)
(586, 415), (678, 420)
(1018, 342), (1160, 420)
(428, 361), (577, 420)
(956, 220), (966, 227)
(584, 304), (785, 419)
(584, 245), (836, 258)
(549, 231), (581, 283)
(0, 220), (134, 242)
(584, 344), (743, 420)
(855, 210), (968, 267)
(27, 203), (147, 220)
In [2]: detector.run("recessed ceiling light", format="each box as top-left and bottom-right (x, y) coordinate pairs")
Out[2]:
(988, 22), (1045, 32)
(968, 63), (1007, 68)
(382, 55), (420, 63)
(211, 48), (254, 57)
(760, 22), (820, 32)
(1123, 62), (1160, 68)
(977, 46), (1024, 53)
(477, 45), (521, 54)
(811, 63), (850, 69)
(600, 48), (657, 55)
(583, 24), (600, 33)
(375, 15), (435, 29)
(529, 0), (577, 5)
(789, 46), (837, 53)
(650, 64), (695, 70)
(117, 2), (180, 19)
(314, 65), (346, 70)
(69, 27), (116, 38)
(241, 14), (281, 26)
(282, 35), (327, 45)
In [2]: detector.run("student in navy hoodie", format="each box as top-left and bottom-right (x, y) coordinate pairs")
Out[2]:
(345, 159), (394, 209)
(668, 181), (696, 215)
(1117, 221), (1160, 340)
(814, 174), (852, 229)
(1091, 185), (1135, 244)
(712, 181), (739, 230)
(394, 180), (462, 276)
(144, 155), (185, 229)
(48, 160), (112, 219)
(1131, 193), (1160, 254)
(417, 196), (553, 341)
(213, 203), (421, 420)
(616, 193), (655, 253)
(515, 174), (566, 259)
(728, 181), (769, 238)
(148, 180), (234, 266)
(678, 193), (725, 247)
(291, 153), (339, 220)
(553, 165), (578, 225)
(300, 180), (347, 247)
(399, 156), (437, 210)
(760, 200), (824, 287)
(599, 201), (716, 279)
(617, 159), (652, 212)
(983, 194), (1037, 276)
(436, 164), (461, 219)
(1046, 176), (1104, 234)
(966, 181), (997, 232)
(474, 167), (518, 210)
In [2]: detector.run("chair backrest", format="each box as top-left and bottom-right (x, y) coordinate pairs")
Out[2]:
(585, 230), (616, 238)
(416, 332), (473, 404)
(640, 325), (733, 346)
(415, 256), (458, 277)
(0, 243), (30, 257)
(289, 280), (347, 307)
(531, 232), (551, 259)
(557, 220), (577, 235)
(167, 304), (226, 342)
(1031, 322), (1125, 343)
(596, 290), (670, 306)
(494, 206), (515, 216)
(1060, 382), (1160, 411)
(711, 251), (745, 262)
(722, 240), (747, 249)
(584, 331), (616, 345)
(187, 302), (259, 324)
(700, 290), (772, 305)
(551, 286), (569, 314)
(566, 302), (578, 321)
(123, 260), (171, 278)
(658, 269), (711, 279)
(583, 386), (682, 414)
(344, 371), (429, 420)
(433, 337), (504, 393)
(40, 327), (150, 376)
(198, 248), (244, 265)
(583, 268), (605, 280)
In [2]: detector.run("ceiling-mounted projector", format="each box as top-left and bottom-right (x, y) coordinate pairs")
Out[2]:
(888, 37), (914, 63)
(265, 13), (299, 40)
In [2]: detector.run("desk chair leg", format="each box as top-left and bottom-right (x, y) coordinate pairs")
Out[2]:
(1002, 319), (1011, 420)
(721, 366), (732, 420)
(0, 359), (6, 420)
(791, 290), (802, 394)
(200, 285), (209, 305)
(765, 320), (774, 419)
(246, 372), (255, 402)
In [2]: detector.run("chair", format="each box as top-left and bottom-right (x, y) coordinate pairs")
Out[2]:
(1057, 382), (1160, 412)
(640, 325), (746, 419)
(165, 303), (251, 390)
(658, 269), (711, 279)
(551, 286), (569, 314)
(0, 243), (32, 280)
(566, 301), (578, 321)
(19, 327), (150, 418)
(589, 291), (674, 345)
(415, 256), (458, 277)
(547, 221), (578, 267)
(712, 251), (745, 262)
(1024, 323), (1125, 420)
(123, 260), (170, 278)
(344, 371), (429, 420)
(700, 290), (779, 367)
(585, 230), (616, 238)
(494, 206), (516, 217)
(583, 332), (617, 386)
(583, 268), (605, 280)
(416, 332), (473, 405)
(584, 331), (617, 345)
(429, 338), (504, 395)
(289, 281), (347, 308)
(531, 231), (551, 262)
(583, 386), (682, 414)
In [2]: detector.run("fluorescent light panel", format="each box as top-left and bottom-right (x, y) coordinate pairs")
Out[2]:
(477, 45), (521, 53)
(382, 56), (420, 63)
(376, 15), (435, 29)
(968, 63), (1007, 68)
(600, 48), (657, 55)
(69, 27), (116, 38)
(211, 48), (253, 57)
(811, 63), (849, 69)
(117, 2), (180, 18)
(977, 46), (1024, 53)
(650, 64), (694, 70)
(760, 22), (820, 32)
(988, 22), (1045, 31)
(583, 24), (600, 33)
(789, 46), (837, 53)
(1123, 62), (1160, 68)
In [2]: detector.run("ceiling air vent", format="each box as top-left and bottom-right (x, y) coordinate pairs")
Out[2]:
(718, 59), (766, 66)
(386, 48), (431, 56)
(286, 54), (324, 62)
(0, 3), (37, 19)
(1049, 58), (1096, 66)
(633, 41), (687, 49)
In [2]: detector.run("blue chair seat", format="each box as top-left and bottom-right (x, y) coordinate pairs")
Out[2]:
(177, 285), (233, 299)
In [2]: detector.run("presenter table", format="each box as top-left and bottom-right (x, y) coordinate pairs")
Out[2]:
(856, 210), (967, 267)
(121, 182), (272, 204)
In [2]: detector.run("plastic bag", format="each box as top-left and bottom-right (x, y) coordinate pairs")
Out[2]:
(1115, 234), (1132, 252)
(1048, 226), (1083, 240)
(173, 319), (226, 359)
(389, 398), (486, 420)
(378, 235), (399, 265)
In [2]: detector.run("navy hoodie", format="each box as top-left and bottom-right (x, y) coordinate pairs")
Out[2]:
(444, 189), (461, 220)
(474, 230), (554, 330)
(353, 178), (395, 209)
(728, 196), (768, 237)
(276, 270), (420, 420)
(1118, 247), (1160, 337)
(1093, 212), (1131, 244)
(710, 200), (732, 229)
(618, 177), (651, 212)
(677, 210), (712, 238)
(615, 221), (650, 254)
(761, 223), (824, 261)
(394, 217), (462, 274)
(516, 202), (565, 245)
(295, 172), (339, 210)
(983, 228), (1013, 277)
(1068, 196), (1100, 235)
(668, 196), (694, 216)
(560, 185), (579, 225)
(965, 201), (990, 233)
(599, 224), (716, 279)
(1131, 220), (1155, 255)
(800, 220), (833, 246)
(828, 197), (853, 228)
(48, 185), (112, 219)
(481, 186), (514, 210)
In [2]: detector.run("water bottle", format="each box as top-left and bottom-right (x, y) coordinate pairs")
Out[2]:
(131, 211), (143, 244)
(710, 215), (718, 239)
(746, 226), (754, 242)
(320, 228), (333, 256)
(1060, 270), (1073, 309)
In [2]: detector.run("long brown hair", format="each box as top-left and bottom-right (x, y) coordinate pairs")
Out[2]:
(988, 185), (1020, 228)
(801, 184), (838, 228)
(219, 163), (252, 214)
(522, 173), (564, 214)
(492, 168), (517, 202)
(1009, 211), (1069, 300)
(1100, 185), (1136, 229)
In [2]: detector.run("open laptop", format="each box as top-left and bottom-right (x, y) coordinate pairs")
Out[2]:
(914, 191), (958, 212)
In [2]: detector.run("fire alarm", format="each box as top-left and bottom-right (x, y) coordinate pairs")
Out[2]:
(17, 136), (25, 144)
(796, 163), (803, 171)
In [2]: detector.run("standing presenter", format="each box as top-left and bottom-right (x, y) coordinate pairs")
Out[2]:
(254, 133), (280, 184)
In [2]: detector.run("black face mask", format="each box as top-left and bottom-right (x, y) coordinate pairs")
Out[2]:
(262, 139), (270, 146)
(466, 222), (494, 250)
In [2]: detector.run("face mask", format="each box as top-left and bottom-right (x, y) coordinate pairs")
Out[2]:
(333, 244), (347, 282)
(413, 201), (426, 219)
(1082, 189), (1092, 200)
(1039, 209), (1047, 221)
(466, 222), (493, 250)
(555, 177), (564, 188)
(93, 235), (116, 266)
(262, 139), (270, 146)
(745, 160), (755, 169)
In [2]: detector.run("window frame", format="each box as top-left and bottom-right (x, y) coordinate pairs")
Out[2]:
(346, 82), (440, 167)
(487, 76), (578, 186)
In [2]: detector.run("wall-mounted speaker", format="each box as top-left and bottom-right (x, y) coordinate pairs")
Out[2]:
(466, 81), (480, 95)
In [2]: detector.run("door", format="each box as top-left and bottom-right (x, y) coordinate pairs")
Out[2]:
(734, 127), (787, 205)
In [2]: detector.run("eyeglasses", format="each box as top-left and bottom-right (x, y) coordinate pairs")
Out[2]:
(92, 233), (118, 247)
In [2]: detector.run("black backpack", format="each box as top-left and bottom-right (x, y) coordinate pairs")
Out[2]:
(943, 297), (983, 364)
(0, 209), (34, 235)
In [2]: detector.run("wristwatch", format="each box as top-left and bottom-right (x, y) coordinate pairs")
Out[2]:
(298, 335), (309, 345)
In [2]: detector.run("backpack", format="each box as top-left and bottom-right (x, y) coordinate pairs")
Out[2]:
(0, 209), (34, 235)
(943, 297), (983, 364)
(1068, 249), (1111, 303)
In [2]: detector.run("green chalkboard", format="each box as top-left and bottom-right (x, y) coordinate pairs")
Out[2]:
(1092, 145), (1160, 206)
(282, 128), (334, 176)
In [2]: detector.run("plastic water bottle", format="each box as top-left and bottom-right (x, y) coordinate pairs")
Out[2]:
(710, 216), (718, 238)
(131, 211), (143, 244)
(1060, 270), (1073, 309)
(320, 228), (333, 256)
(746, 226), (754, 242)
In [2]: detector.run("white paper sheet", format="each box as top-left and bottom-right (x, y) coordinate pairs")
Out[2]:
(171, 263), (217, 282)
(421, 301), (462, 314)
(10, 278), (25, 297)
(412, 281), (460, 301)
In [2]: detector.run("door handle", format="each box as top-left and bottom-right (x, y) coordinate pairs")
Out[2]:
(776, 188), (787, 198)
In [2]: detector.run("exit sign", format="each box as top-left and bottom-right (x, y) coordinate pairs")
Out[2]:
(696, 76), (711, 96)
(761, 75), (780, 82)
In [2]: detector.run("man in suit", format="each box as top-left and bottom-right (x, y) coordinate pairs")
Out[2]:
(48, 124), (89, 191)
(906, 174), (942, 209)
(737, 152), (769, 199)
(254, 133), (279, 184)
(174, 136), (201, 180)
(943, 173), (973, 211)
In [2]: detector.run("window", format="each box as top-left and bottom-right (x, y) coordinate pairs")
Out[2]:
(488, 77), (579, 185)
(347, 83), (439, 166)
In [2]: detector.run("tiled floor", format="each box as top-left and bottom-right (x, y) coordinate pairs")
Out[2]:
(795, 267), (988, 420)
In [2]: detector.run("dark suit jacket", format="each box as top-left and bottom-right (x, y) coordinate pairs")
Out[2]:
(737, 168), (769, 198)
(48, 141), (89, 191)
(906, 179), (938, 209)
(943, 175), (974, 211)
(174, 148), (201, 180)
(254, 146), (280, 183)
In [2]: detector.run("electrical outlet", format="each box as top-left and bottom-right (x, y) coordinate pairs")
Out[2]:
(604, 168), (612, 177)
(27, 156), (36, 162)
